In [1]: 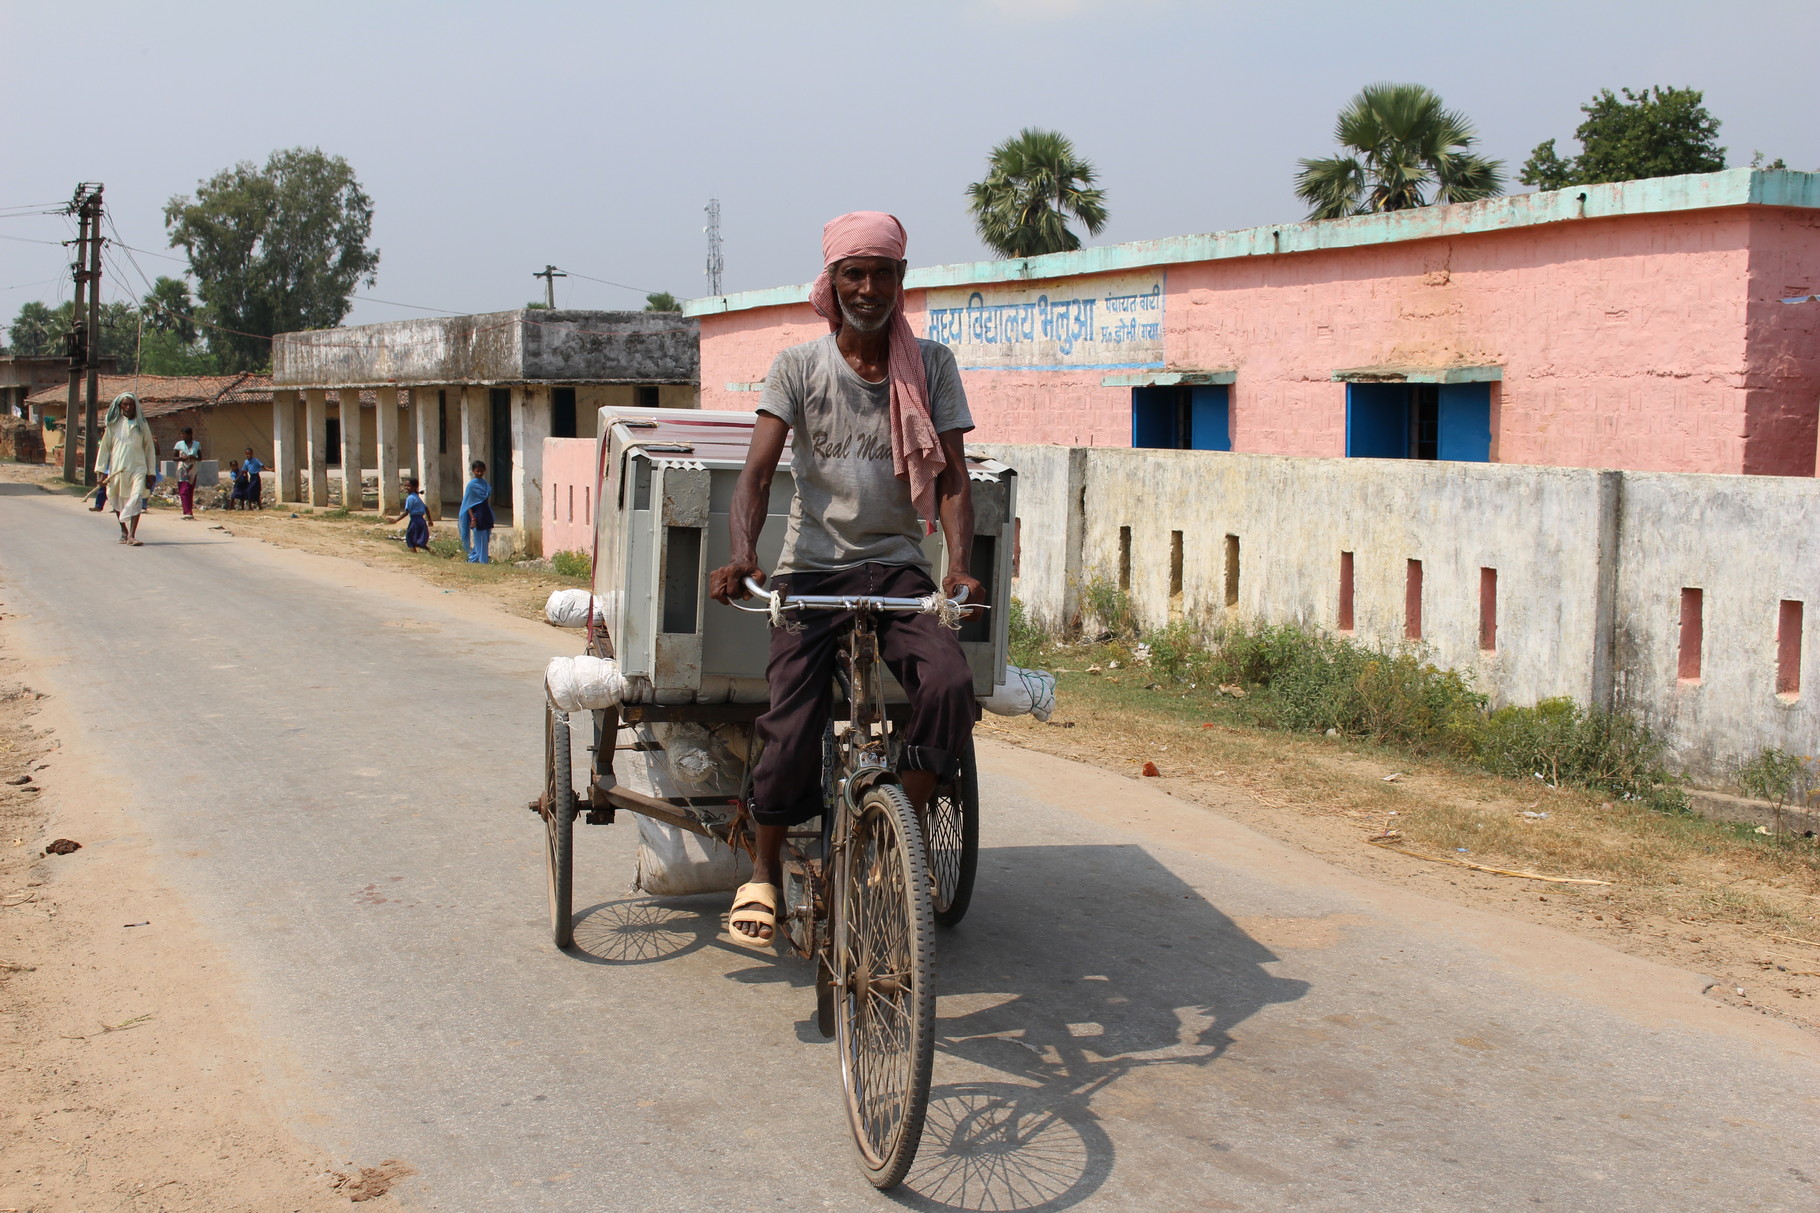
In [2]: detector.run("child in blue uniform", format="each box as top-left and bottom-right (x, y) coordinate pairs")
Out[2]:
(384, 478), (435, 552)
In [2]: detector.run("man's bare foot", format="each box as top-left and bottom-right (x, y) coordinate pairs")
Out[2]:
(732, 823), (789, 943)
(728, 881), (779, 947)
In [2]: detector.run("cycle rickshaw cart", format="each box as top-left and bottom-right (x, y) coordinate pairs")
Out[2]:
(536, 406), (1019, 1188)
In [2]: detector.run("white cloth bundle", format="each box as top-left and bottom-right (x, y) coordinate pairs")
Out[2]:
(633, 816), (751, 897)
(544, 589), (603, 629)
(545, 655), (627, 711)
(981, 666), (1058, 722)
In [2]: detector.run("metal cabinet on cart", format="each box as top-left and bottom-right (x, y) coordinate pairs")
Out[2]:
(589, 407), (1016, 706)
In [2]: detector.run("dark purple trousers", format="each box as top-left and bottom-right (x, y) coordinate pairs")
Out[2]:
(751, 562), (975, 827)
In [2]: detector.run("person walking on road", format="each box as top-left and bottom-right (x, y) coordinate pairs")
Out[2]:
(385, 477), (435, 553)
(172, 427), (200, 520)
(459, 461), (495, 563)
(95, 393), (157, 547)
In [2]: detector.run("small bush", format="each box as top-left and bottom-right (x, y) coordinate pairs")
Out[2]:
(1008, 597), (1045, 667)
(1477, 698), (1685, 811)
(1081, 577), (1138, 636)
(550, 549), (592, 578)
(1737, 748), (1815, 807)
(1136, 618), (1685, 808)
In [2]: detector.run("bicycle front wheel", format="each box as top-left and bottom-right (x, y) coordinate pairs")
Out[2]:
(833, 780), (936, 1189)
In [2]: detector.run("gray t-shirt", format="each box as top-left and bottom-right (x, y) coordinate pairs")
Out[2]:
(758, 334), (973, 575)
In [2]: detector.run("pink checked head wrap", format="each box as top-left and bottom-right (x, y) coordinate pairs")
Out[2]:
(808, 211), (946, 531)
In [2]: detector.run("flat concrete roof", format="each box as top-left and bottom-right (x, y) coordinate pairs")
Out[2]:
(273, 308), (698, 390)
(685, 168), (1820, 318)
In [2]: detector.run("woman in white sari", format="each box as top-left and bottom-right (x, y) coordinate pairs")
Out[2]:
(95, 393), (157, 546)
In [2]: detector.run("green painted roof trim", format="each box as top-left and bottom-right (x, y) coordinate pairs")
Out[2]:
(1332, 366), (1503, 384)
(1102, 370), (1237, 387)
(684, 169), (1819, 319)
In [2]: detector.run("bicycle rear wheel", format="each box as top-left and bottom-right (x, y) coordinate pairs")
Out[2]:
(543, 702), (576, 949)
(833, 781), (936, 1190)
(926, 736), (980, 927)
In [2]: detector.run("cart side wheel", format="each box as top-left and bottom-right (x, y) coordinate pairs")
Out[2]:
(544, 702), (577, 950)
(927, 735), (980, 928)
(834, 781), (935, 1190)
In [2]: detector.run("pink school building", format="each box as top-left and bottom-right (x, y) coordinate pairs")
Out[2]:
(687, 169), (1820, 477)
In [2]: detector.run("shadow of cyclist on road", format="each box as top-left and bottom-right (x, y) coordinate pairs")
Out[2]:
(894, 842), (1310, 1213)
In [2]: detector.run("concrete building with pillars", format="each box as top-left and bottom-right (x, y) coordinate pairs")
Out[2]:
(270, 309), (698, 555)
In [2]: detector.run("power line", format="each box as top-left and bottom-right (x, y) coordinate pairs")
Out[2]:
(105, 237), (187, 264)
(559, 267), (665, 298)
(0, 232), (68, 246)
(354, 294), (468, 315)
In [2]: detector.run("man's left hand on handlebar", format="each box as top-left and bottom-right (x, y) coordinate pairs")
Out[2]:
(709, 561), (764, 604)
(943, 571), (986, 619)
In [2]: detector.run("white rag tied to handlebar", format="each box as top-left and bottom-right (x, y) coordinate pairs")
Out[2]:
(920, 592), (966, 631)
(766, 589), (805, 634)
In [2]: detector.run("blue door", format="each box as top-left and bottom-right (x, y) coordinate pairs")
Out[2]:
(1131, 386), (1178, 447)
(1436, 383), (1492, 462)
(1132, 385), (1232, 450)
(1345, 383), (1408, 458)
(1189, 386), (1231, 451)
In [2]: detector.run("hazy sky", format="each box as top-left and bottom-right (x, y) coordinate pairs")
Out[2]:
(3, 0), (1816, 331)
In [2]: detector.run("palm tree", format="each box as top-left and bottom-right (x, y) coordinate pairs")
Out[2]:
(967, 128), (1109, 259)
(1295, 83), (1505, 221)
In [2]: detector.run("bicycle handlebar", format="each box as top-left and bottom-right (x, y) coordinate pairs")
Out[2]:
(729, 575), (981, 614)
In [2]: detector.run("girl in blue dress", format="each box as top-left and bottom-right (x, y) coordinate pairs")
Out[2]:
(384, 478), (435, 552)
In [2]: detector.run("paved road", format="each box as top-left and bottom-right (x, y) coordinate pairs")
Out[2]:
(3, 484), (1817, 1213)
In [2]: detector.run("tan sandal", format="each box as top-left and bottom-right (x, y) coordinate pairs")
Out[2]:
(727, 881), (780, 950)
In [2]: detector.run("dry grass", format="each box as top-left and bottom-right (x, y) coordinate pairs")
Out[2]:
(987, 640), (1820, 1026)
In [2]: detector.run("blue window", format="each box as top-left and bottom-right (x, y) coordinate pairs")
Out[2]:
(1132, 385), (1231, 451)
(1344, 382), (1491, 461)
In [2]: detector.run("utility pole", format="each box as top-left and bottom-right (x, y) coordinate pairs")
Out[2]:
(704, 199), (724, 297)
(60, 184), (102, 483)
(81, 186), (103, 485)
(532, 264), (566, 309)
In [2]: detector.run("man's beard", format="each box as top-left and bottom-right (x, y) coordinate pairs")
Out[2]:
(839, 296), (894, 335)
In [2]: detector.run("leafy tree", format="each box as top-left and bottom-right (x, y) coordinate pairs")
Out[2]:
(966, 127), (1109, 259)
(1296, 83), (1505, 220)
(135, 327), (220, 376)
(8, 300), (66, 357)
(5, 299), (144, 370)
(644, 291), (682, 312)
(142, 275), (199, 344)
(1519, 86), (1725, 190)
(164, 147), (380, 371)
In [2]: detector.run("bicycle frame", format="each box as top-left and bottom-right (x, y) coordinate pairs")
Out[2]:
(733, 577), (978, 967)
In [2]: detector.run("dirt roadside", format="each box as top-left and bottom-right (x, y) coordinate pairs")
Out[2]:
(0, 566), (409, 1207)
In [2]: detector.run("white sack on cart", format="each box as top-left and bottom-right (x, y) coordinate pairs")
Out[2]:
(633, 816), (751, 897)
(652, 723), (741, 789)
(981, 666), (1057, 722)
(544, 589), (604, 629)
(618, 722), (750, 896)
(545, 655), (627, 711)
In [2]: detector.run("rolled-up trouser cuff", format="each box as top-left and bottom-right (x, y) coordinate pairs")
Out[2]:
(896, 744), (955, 779)
(750, 795), (823, 829)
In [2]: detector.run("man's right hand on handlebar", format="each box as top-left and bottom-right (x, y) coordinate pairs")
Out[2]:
(709, 561), (765, 604)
